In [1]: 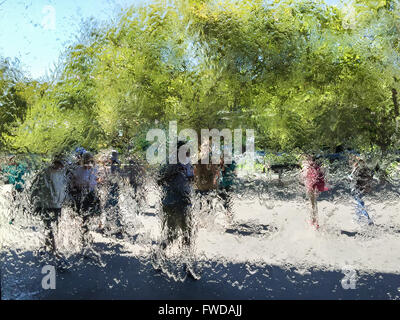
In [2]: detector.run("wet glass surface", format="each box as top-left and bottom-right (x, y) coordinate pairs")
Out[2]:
(1, 0), (400, 300)
(1, 152), (400, 299)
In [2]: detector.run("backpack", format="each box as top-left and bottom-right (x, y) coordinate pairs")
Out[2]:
(29, 168), (51, 212)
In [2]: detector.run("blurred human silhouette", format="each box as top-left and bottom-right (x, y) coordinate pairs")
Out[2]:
(102, 150), (123, 238)
(1, 155), (29, 224)
(158, 141), (193, 248)
(349, 154), (374, 225)
(301, 155), (328, 230)
(218, 156), (237, 220)
(156, 141), (199, 279)
(30, 155), (68, 254)
(194, 139), (220, 212)
(123, 154), (147, 214)
(110, 150), (121, 174)
(69, 151), (101, 251)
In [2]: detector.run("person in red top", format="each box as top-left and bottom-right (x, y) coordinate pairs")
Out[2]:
(301, 155), (329, 229)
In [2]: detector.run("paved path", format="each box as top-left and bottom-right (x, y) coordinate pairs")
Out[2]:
(1, 176), (400, 299)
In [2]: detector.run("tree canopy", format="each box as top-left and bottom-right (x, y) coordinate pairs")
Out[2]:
(1, 0), (399, 156)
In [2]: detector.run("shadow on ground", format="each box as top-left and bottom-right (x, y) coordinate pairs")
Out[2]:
(2, 242), (400, 300)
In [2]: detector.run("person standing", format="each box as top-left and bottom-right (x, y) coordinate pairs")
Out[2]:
(301, 155), (328, 230)
(156, 141), (199, 279)
(31, 155), (68, 254)
(194, 139), (220, 211)
(123, 155), (147, 213)
(218, 156), (236, 220)
(69, 152), (101, 250)
(103, 150), (123, 238)
(182, 149), (195, 182)
(348, 155), (374, 225)
(110, 150), (120, 174)
(1, 156), (29, 224)
(158, 141), (193, 249)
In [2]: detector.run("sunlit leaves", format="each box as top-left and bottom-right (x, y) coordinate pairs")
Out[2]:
(2, 0), (400, 155)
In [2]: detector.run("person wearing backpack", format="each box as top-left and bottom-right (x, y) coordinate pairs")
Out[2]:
(30, 155), (68, 254)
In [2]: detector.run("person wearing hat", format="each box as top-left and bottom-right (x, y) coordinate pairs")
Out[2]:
(30, 154), (68, 253)
(75, 147), (87, 161)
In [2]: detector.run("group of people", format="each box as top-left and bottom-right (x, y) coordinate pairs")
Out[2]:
(1, 143), (235, 260)
(29, 149), (124, 255)
(155, 140), (237, 279)
(0, 148), (142, 256)
(0, 147), (383, 265)
(157, 141), (237, 251)
(300, 153), (375, 229)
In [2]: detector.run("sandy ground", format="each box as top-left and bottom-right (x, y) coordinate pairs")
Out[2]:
(1, 174), (400, 299)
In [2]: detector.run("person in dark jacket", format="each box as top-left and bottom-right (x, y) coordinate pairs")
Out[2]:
(158, 142), (193, 248)
(349, 155), (374, 225)
(156, 140), (199, 279)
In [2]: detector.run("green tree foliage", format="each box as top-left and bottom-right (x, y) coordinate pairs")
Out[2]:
(2, 0), (400, 155)
(4, 20), (106, 154)
(0, 58), (42, 149)
(188, 0), (400, 151)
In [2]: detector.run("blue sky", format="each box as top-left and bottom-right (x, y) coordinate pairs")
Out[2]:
(0, 0), (340, 80)
(0, 0), (147, 79)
